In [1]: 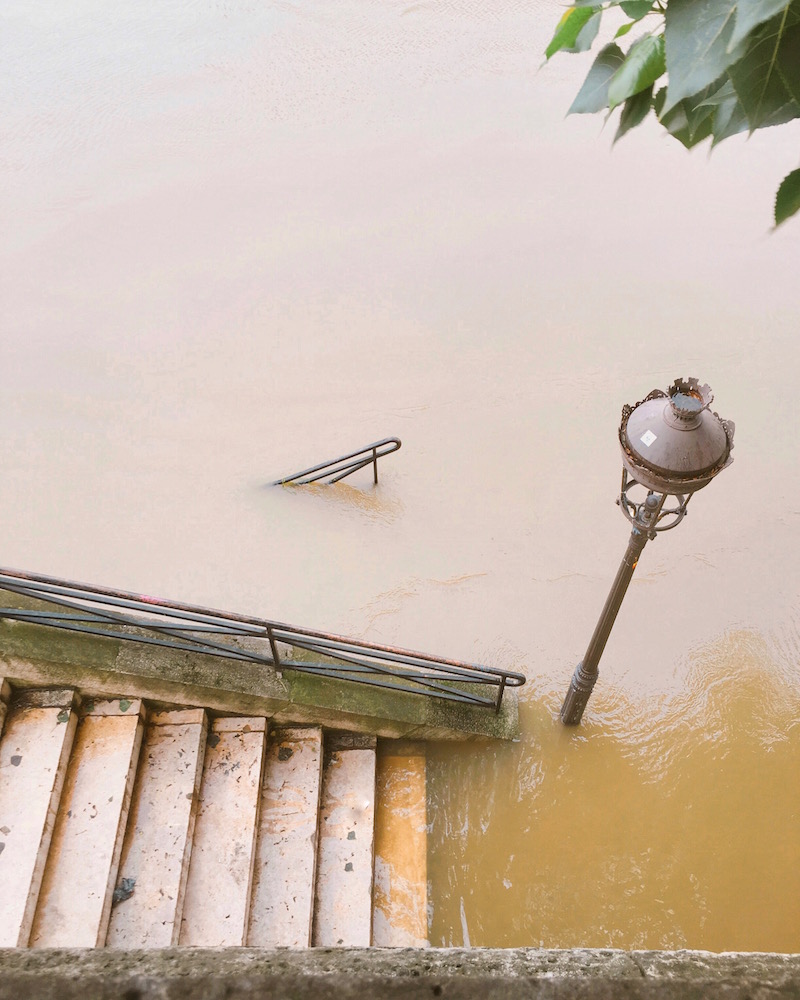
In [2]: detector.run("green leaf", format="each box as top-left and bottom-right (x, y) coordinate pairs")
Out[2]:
(663, 0), (744, 113)
(697, 78), (738, 106)
(614, 84), (654, 140)
(690, 78), (749, 142)
(776, 15), (800, 103)
(574, 11), (603, 51)
(727, 5), (800, 129)
(568, 43), (626, 113)
(712, 90), (751, 141)
(730, 0), (791, 50)
(775, 167), (800, 225)
(615, 20), (636, 36)
(607, 34), (666, 109)
(620, 0), (655, 17)
(658, 81), (718, 145)
(546, 7), (599, 59)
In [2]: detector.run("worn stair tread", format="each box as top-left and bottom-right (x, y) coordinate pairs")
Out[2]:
(179, 716), (266, 947)
(105, 709), (207, 948)
(29, 698), (145, 948)
(312, 739), (376, 947)
(248, 726), (323, 947)
(0, 689), (79, 947)
(372, 743), (428, 947)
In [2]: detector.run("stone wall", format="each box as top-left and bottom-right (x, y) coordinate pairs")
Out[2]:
(2, 948), (799, 999)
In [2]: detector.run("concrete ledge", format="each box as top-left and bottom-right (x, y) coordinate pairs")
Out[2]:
(0, 615), (520, 742)
(1, 948), (799, 999)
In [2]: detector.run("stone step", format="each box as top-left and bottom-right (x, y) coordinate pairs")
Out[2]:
(29, 698), (145, 948)
(0, 684), (429, 950)
(0, 688), (80, 947)
(312, 734), (377, 947)
(105, 709), (208, 948)
(248, 726), (323, 947)
(178, 716), (267, 946)
(372, 741), (428, 948)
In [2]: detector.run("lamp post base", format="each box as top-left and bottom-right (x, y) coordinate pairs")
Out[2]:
(560, 662), (597, 726)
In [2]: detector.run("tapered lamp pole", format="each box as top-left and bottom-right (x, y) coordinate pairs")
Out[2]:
(561, 493), (660, 725)
(560, 378), (735, 726)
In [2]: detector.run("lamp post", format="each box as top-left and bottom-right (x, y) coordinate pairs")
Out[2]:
(560, 377), (735, 726)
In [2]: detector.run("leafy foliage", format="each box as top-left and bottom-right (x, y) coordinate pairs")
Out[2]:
(545, 0), (800, 225)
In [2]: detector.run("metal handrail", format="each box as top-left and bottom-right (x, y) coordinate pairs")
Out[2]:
(274, 438), (401, 486)
(0, 568), (525, 711)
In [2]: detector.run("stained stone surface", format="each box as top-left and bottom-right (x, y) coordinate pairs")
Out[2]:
(1, 948), (799, 999)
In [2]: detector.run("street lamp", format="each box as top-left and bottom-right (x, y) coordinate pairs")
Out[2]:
(560, 377), (735, 726)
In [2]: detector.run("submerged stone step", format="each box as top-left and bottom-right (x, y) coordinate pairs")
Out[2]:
(179, 716), (266, 946)
(248, 726), (323, 947)
(106, 708), (208, 948)
(29, 698), (145, 948)
(0, 688), (80, 947)
(312, 734), (376, 947)
(372, 741), (428, 947)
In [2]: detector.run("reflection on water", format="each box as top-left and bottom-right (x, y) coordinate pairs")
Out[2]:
(279, 481), (406, 525)
(2, 0), (799, 953)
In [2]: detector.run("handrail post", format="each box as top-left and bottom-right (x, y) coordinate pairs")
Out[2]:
(267, 626), (281, 669)
(373, 447), (378, 485)
(495, 676), (506, 713)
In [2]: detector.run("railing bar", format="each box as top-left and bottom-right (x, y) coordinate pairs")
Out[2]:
(288, 641), (493, 680)
(285, 665), (494, 707)
(0, 570), (270, 628)
(271, 625), (525, 683)
(0, 608), (255, 635)
(0, 570), (524, 685)
(285, 643), (493, 702)
(0, 582), (268, 635)
(0, 589), (275, 664)
(274, 438), (401, 485)
(0, 565), (526, 709)
(286, 646), (499, 686)
(294, 459), (371, 485)
(0, 584), (268, 634)
(274, 633), (508, 683)
(286, 659), (494, 683)
(0, 617), (278, 664)
(328, 459), (374, 485)
(299, 458), (373, 486)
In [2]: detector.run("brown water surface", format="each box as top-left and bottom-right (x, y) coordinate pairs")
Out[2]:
(2, 0), (799, 952)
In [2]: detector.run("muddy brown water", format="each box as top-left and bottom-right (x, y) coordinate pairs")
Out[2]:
(2, 0), (799, 952)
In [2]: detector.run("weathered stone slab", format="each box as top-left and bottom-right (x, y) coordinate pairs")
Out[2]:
(0, 688), (79, 946)
(312, 739), (376, 947)
(2, 948), (800, 1000)
(179, 717), (266, 946)
(248, 726), (323, 947)
(105, 709), (207, 948)
(247, 727), (322, 948)
(372, 743), (428, 947)
(28, 699), (144, 948)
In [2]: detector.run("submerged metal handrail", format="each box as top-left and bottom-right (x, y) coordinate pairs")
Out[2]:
(274, 437), (401, 486)
(0, 568), (525, 711)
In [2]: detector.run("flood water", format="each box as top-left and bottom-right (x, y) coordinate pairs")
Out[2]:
(3, 0), (800, 953)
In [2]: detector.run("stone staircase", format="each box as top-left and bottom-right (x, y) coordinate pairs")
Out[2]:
(0, 683), (427, 950)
